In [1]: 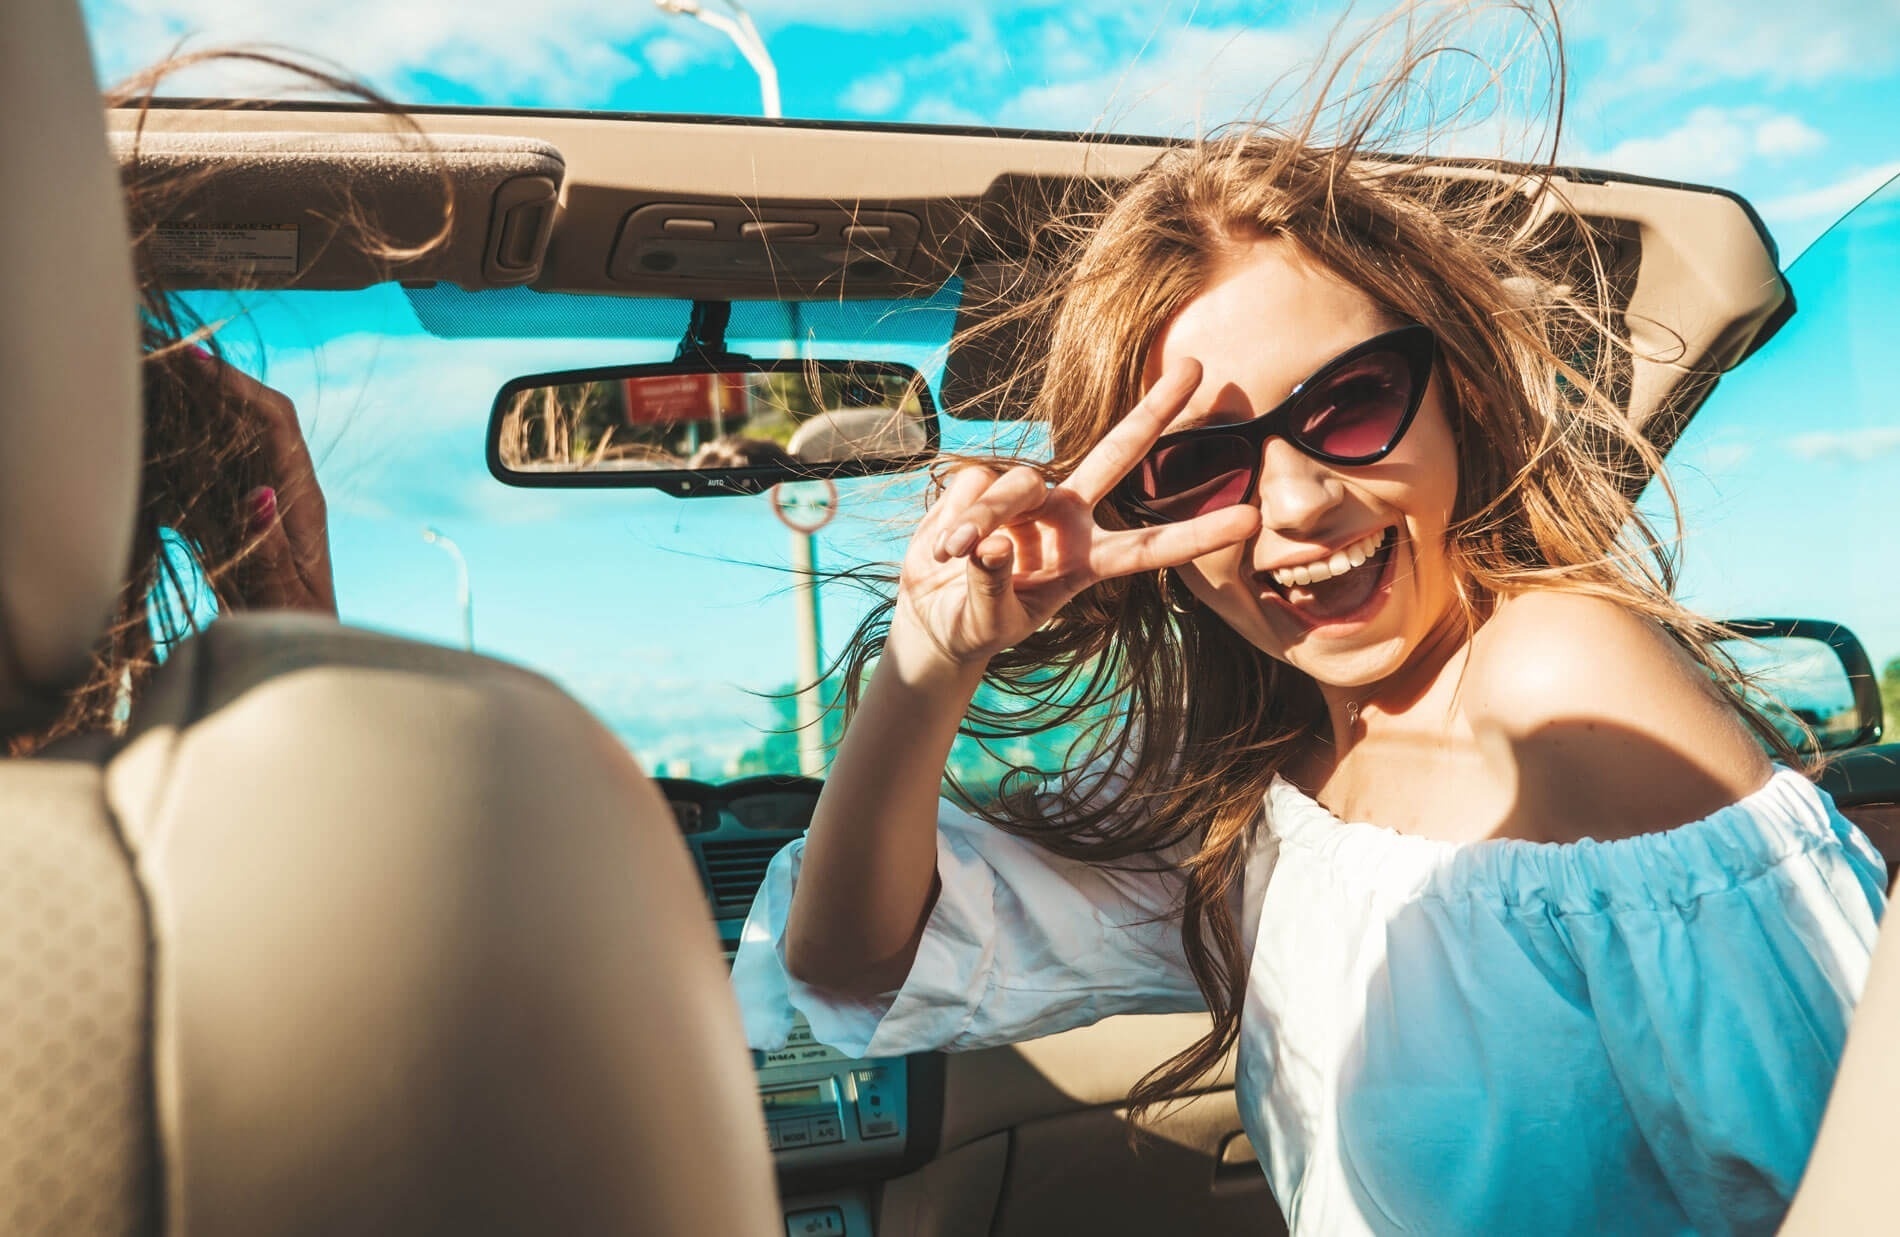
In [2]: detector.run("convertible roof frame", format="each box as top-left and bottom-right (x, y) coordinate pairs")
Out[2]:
(106, 101), (1791, 439)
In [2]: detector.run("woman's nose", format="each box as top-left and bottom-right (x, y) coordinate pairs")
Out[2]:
(1254, 437), (1346, 534)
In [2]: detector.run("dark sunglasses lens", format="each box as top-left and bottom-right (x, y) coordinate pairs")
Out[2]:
(1139, 434), (1255, 520)
(1292, 350), (1418, 461)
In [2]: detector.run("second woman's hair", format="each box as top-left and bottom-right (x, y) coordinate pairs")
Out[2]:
(11, 50), (449, 754)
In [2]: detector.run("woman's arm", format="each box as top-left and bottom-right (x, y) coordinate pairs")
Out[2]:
(780, 360), (1258, 998)
(781, 617), (983, 995)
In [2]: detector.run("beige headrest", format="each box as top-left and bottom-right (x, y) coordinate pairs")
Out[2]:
(0, 1), (141, 732)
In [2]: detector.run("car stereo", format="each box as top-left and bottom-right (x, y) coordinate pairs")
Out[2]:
(756, 1012), (910, 1166)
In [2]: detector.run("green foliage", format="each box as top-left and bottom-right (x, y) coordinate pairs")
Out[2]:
(941, 678), (1111, 809)
(728, 669), (1114, 808)
(729, 675), (847, 777)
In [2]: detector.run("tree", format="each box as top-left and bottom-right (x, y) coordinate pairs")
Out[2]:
(725, 668), (1115, 806)
(728, 675), (846, 777)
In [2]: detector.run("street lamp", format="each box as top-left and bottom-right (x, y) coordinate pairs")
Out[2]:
(421, 526), (475, 652)
(770, 481), (836, 777)
(653, 0), (781, 119)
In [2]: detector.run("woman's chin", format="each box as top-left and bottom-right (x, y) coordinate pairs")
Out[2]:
(1283, 635), (1415, 693)
(1229, 590), (1430, 694)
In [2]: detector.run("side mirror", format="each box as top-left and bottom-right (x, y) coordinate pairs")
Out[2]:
(1718, 619), (1884, 752)
(486, 357), (938, 497)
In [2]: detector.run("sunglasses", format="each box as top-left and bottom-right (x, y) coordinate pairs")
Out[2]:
(1115, 324), (1438, 524)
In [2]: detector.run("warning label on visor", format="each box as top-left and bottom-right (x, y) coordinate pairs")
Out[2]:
(150, 223), (299, 275)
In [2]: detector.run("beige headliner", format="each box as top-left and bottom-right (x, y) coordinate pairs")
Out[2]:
(105, 103), (1789, 435)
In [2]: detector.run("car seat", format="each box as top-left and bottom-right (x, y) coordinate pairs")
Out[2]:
(0, 4), (779, 1233)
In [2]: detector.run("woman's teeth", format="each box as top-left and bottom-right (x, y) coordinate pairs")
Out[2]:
(1271, 529), (1389, 589)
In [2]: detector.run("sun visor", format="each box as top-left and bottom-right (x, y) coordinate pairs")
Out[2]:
(109, 129), (565, 290)
(944, 166), (1791, 446)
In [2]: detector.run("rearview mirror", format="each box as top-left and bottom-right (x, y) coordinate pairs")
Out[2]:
(1718, 619), (1884, 752)
(487, 358), (938, 496)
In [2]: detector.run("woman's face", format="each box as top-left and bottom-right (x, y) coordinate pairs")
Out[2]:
(1144, 235), (1463, 693)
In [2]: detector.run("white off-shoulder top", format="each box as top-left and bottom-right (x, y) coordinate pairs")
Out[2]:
(732, 768), (1887, 1235)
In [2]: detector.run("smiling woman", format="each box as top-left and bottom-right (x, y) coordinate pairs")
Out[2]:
(733, 5), (1890, 1234)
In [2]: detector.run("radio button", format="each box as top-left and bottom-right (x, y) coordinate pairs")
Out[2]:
(777, 1118), (813, 1149)
(809, 1114), (843, 1145)
(854, 1071), (898, 1140)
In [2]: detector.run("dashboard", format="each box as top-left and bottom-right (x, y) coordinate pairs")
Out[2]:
(659, 776), (942, 1235)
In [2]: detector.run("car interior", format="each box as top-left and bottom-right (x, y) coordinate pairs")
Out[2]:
(7, 0), (1900, 1232)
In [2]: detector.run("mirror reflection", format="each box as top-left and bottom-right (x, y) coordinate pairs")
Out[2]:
(1718, 634), (1864, 751)
(493, 361), (933, 475)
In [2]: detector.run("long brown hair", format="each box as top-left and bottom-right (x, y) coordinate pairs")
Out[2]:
(9, 50), (449, 754)
(835, 2), (1799, 1123)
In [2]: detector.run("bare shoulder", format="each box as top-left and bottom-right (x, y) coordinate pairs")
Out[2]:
(1462, 590), (1772, 844)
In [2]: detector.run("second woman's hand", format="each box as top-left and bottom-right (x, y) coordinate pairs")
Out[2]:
(192, 348), (338, 616)
(892, 357), (1260, 673)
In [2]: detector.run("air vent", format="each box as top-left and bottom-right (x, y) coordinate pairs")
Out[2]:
(700, 837), (791, 917)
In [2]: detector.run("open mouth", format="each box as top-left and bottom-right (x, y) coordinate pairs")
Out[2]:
(1261, 527), (1396, 625)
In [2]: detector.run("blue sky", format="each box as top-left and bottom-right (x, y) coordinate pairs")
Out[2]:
(79, 0), (1900, 774)
(82, 1), (1900, 258)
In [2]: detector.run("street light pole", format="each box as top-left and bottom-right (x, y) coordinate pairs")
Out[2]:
(652, 0), (781, 119)
(788, 530), (825, 775)
(771, 481), (836, 778)
(421, 526), (474, 652)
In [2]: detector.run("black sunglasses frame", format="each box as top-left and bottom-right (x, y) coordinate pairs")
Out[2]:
(1116, 324), (1439, 524)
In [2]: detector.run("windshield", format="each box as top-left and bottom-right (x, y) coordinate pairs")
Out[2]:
(187, 176), (1900, 790)
(182, 277), (1043, 784)
(1644, 175), (1900, 709)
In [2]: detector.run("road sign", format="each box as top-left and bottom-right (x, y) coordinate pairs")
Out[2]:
(770, 478), (839, 534)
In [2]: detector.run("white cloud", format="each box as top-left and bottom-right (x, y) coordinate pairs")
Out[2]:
(1787, 427), (1900, 461)
(1696, 441), (1756, 474)
(554, 663), (778, 774)
(989, 25), (1318, 134)
(81, 0), (1123, 103)
(875, 4), (1578, 152)
(643, 35), (701, 79)
(1762, 160), (1900, 222)
(1754, 115), (1827, 159)
(905, 96), (988, 127)
(84, 0), (662, 105)
(239, 327), (679, 523)
(840, 70), (904, 116)
(1587, 105), (1830, 184)
(1570, 0), (1900, 93)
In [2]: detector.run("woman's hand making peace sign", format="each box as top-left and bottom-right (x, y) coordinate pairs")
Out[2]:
(893, 359), (1262, 668)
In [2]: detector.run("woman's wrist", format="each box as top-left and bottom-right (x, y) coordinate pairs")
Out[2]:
(884, 602), (993, 694)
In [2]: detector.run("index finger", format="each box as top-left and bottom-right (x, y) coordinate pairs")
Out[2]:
(1056, 357), (1201, 506)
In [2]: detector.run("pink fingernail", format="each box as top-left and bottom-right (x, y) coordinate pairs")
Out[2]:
(945, 523), (979, 558)
(247, 486), (277, 532)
